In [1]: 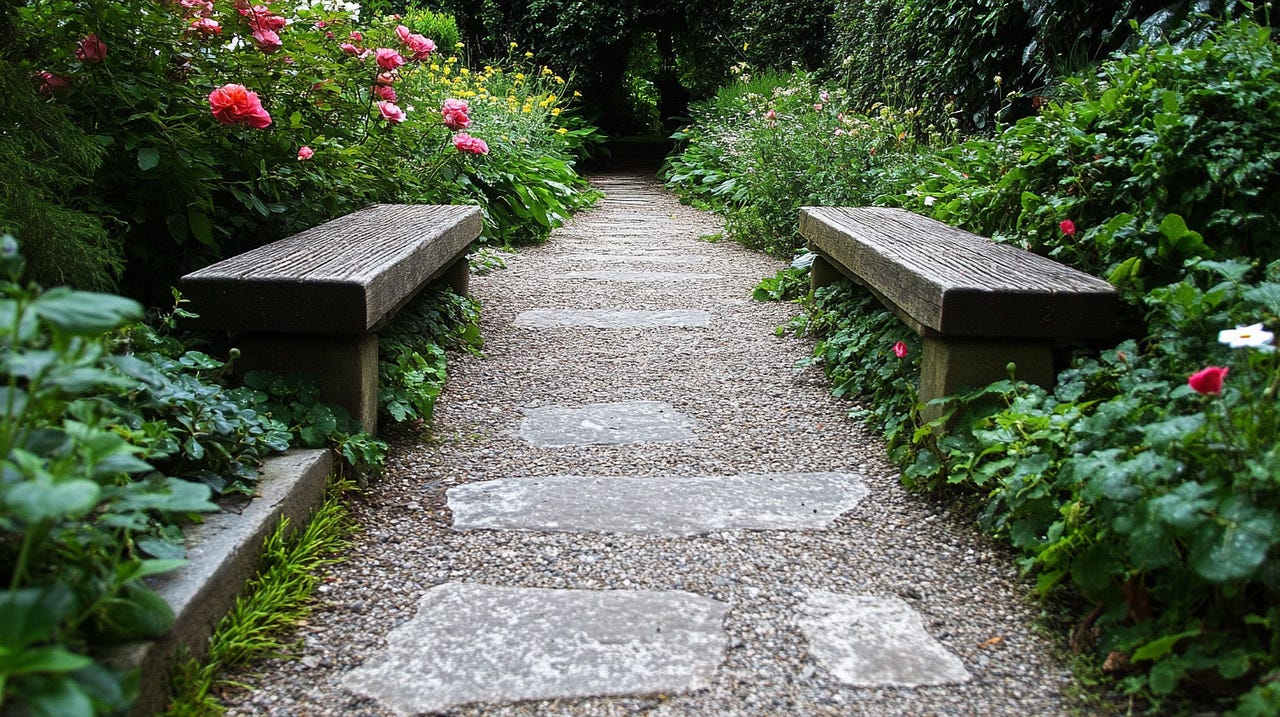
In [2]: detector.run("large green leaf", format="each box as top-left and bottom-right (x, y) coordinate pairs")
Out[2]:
(31, 288), (143, 336)
(0, 585), (77, 650)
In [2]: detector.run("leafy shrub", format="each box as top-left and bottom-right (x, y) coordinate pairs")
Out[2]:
(3, 1), (597, 297)
(377, 285), (481, 425)
(665, 69), (925, 256)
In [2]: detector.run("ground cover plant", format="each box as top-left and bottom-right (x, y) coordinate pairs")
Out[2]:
(671, 15), (1280, 714)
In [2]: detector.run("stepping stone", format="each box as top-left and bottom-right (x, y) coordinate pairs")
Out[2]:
(558, 253), (707, 264)
(797, 592), (971, 687)
(563, 270), (723, 282)
(518, 401), (697, 447)
(448, 472), (870, 535)
(341, 583), (728, 714)
(514, 309), (712, 329)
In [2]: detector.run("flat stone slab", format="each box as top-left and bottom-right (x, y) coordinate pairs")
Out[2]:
(563, 270), (723, 282)
(514, 309), (712, 329)
(798, 592), (971, 687)
(559, 253), (706, 264)
(518, 401), (697, 447)
(448, 472), (870, 535)
(341, 583), (729, 714)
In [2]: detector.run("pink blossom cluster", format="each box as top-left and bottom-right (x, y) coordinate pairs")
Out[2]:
(236, 1), (286, 53)
(209, 83), (272, 128)
(395, 24), (436, 61)
(441, 98), (471, 130)
(452, 132), (489, 155)
(75, 34), (107, 63)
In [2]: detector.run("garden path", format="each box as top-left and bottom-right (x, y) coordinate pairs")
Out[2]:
(223, 164), (1078, 716)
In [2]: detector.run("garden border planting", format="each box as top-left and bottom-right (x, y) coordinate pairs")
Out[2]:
(801, 206), (1119, 408)
(181, 204), (481, 432)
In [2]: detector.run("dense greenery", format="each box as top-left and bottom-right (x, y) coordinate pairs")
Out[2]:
(671, 15), (1280, 714)
(0, 0), (599, 298)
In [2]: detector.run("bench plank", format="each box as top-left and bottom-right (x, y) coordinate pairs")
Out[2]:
(182, 204), (481, 334)
(800, 207), (1117, 339)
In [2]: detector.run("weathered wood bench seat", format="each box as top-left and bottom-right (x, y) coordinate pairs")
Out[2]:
(800, 206), (1118, 410)
(181, 204), (482, 432)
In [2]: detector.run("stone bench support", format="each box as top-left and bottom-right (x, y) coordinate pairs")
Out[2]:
(800, 207), (1118, 416)
(181, 204), (482, 432)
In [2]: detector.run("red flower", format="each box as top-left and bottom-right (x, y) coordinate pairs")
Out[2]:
(75, 34), (107, 63)
(1059, 219), (1076, 236)
(208, 83), (272, 128)
(33, 71), (70, 93)
(893, 341), (909, 359)
(1188, 366), (1228, 395)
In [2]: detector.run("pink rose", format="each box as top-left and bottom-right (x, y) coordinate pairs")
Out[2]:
(188, 17), (222, 36)
(373, 84), (397, 102)
(441, 98), (471, 130)
(297, 146), (314, 160)
(75, 34), (107, 63)
(396, 25), (436, 60)
(179, 0), (214, 17)
(375, 71), (396, 86)
(209, 83), (272, 128)
(893, 341), (909, 359)
(349, 31), (362, 42)
(340, 42), (360, 55)
(1059, 219), (1076, 236)
(1188, 366), (1228, 395)
(375, 48), (405, 70)
(34, 70), (70, 93)
(252, 27), (282, 53)
(377, 100), (406, 124)
(452, 132), (489, 155)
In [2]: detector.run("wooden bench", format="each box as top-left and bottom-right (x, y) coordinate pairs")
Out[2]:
(800, 206), (1118, 412)
(181, 204), (482, 433)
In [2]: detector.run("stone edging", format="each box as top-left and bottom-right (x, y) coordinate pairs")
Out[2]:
(108, 448), (334, 716)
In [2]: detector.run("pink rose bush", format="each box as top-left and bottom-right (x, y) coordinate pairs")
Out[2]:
(395, 24), (436, 61)
(209, 83), (272, 128)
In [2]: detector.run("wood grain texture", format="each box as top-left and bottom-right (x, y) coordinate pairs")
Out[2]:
(800, 207), (1117, 339)
(181, 204), (481, 334)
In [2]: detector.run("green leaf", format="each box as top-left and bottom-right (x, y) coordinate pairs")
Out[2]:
(1131, 628), (1199, 663)
(31, 288), (143, 336)
(187, 209), (216, 249)
(22, 674), (94, 717)
(5, 476), (101, 522)
(1190, 516), (1274, 582)
(1148, 656), (1187, 695)
(93, 583), (174, 642)
(3, 646), (94, 675)
(1243, 282), (1280, 314)
(0, 586), (77, 650)
(137, 147), (160, 171)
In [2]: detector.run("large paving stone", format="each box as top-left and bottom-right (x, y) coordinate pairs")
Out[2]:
(341, 583), (729, 714)
(798, 592), (971, 687)
(518, 401), (698, 447)
(514, 309), (712, 329)
(563, 270), (723, 282)
(448, 472), (870, 535)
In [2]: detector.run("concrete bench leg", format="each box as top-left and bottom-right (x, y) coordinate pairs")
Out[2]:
(809, 253), (844, 293)
(919, 337), (1055, 420)
(234, 333), (380, 434)
(441, 254), (470, 296)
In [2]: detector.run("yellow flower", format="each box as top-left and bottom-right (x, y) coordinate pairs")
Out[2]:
(554, 76), (564, 84)
(447, 56), (457, 64)
(515, 72), (525, 80)
(743, 42), (749, 51)
(551, 108), (562, 116)
(572, 90), (581, 97)
(556, 127), (568, 134)
(541, 67), (552, 76)
(509, 41), (518, 49)
(524, 51), (533, 58)
(455, 41), (464, 48)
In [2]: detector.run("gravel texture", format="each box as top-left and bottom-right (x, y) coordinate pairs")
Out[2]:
(222, 168), (1081, 716)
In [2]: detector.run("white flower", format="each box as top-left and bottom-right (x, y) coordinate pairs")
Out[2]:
(1218, 322), (1276, 351)
(923, 196), (937, 207)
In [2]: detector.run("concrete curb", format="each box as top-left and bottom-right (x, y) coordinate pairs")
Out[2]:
(112, 448), (334, 716)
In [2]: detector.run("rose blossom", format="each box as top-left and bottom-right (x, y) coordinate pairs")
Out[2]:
(340, 42), (360, 55)
(209, 83), (272, 128)
(1059, 219), (1076, 236)
(34, 71), (70, 93)
(375, 48), (405, 70)
(297, 146), (314, 160)
(252, 27), (282, 53)
(893, 341), (909, 359)
(452, 132), (489, 155)
(1188, 366), (1228, 395)
(377, 100), (406, 124)
(188, 17), (221, 36)
(373, 84), (397, 102)
(396, 24), (436, 60)
(441, 98), (471, 129)
(75, 34), (107, 63)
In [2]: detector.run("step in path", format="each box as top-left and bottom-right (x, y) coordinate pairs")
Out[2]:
(223, 170), (1078, 716)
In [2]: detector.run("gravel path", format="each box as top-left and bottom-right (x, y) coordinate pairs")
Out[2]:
(223, 168), (1080, 716)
